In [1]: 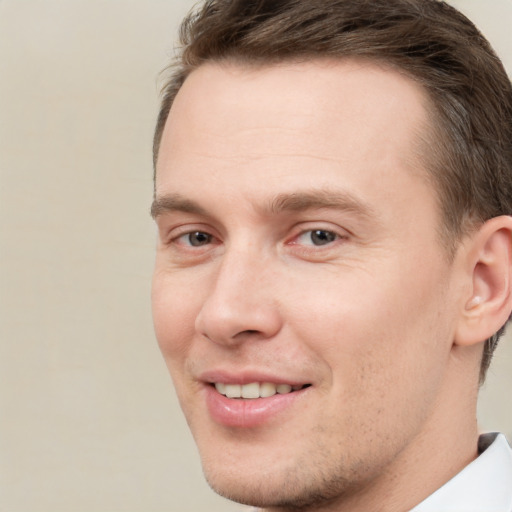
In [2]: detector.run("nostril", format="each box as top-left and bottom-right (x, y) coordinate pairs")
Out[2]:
(232, 329), (264, 340)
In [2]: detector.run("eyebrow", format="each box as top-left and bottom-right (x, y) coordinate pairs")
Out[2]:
(151, 189), (376, 220)
(266, 190), (375, 218)
(150, 193), (208, 219)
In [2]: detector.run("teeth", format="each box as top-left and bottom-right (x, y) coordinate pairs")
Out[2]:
(214, 382), (305, 399)
(241, 382), (260, 399)
(276, 384), (292, 394)
(225, 384), (241, 398)
(260, 382), (277, 398)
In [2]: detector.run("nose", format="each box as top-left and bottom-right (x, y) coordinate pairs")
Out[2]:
(194, 248), (282, 346)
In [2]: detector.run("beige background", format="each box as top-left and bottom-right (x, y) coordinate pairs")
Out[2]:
(0, 1), (511, 511)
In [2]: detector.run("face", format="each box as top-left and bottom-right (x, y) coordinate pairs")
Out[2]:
(152, 60), (462, 509)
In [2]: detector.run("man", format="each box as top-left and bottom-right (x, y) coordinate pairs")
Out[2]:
(150, 1), (512, 510)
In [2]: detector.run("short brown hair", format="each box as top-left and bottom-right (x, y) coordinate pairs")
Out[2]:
(153, 0), (512, 382)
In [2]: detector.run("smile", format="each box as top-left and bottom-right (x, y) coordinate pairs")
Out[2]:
(214, 382), (310, 399)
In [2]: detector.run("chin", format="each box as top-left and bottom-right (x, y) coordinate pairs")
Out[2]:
(200, 452), (354, 510)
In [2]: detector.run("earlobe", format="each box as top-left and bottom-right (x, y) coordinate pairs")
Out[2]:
(455, 216), (512, 347)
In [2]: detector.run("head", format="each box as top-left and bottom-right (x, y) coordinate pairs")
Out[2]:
(151, 1), (512, 510)
(153, 0), (512, 381)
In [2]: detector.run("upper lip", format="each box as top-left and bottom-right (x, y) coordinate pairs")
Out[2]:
(198, 369), (310, 387)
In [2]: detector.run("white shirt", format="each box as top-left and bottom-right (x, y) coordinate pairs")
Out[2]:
(411, 433), (512, 512)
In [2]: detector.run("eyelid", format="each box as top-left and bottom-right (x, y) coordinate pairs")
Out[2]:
(163, 223), (220, 245)
(294, 229), (339, 246)
(287, 222), (350, 244)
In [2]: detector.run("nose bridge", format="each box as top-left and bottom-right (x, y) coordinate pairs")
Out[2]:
(195, 243), (281, 345)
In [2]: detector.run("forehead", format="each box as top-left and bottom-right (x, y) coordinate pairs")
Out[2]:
(156, 59), (434, 218)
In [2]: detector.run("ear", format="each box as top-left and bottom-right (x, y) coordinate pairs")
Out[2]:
(454, 216), (512, 347)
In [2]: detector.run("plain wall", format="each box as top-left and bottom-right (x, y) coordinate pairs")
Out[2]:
(0, 1), (510, 511)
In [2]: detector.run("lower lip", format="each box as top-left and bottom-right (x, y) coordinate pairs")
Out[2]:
(204, 385), (307, 428)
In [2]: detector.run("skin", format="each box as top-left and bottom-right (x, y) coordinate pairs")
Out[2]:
(152, 60), (486, 511)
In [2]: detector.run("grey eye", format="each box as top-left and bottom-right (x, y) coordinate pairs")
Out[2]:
(310, 230), (337, 246)
(188, 231), (212, 246)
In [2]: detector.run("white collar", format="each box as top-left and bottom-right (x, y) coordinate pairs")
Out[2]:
(411, 433), (512, 512)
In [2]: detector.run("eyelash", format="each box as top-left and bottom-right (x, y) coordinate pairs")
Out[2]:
(168, 227), (345, 252)
(291, 229), (342, 247)
(175, 231), (216, 247)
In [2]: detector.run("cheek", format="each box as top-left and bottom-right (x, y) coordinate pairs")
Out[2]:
(289, 277), (450, 457)
(151, 272), (206, 419)
(151, 271), (201, 363)
(287, 258), (452, 392)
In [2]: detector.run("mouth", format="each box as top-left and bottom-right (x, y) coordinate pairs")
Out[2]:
(212, 381), (312, 399)
(203, 377), (312, 427)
